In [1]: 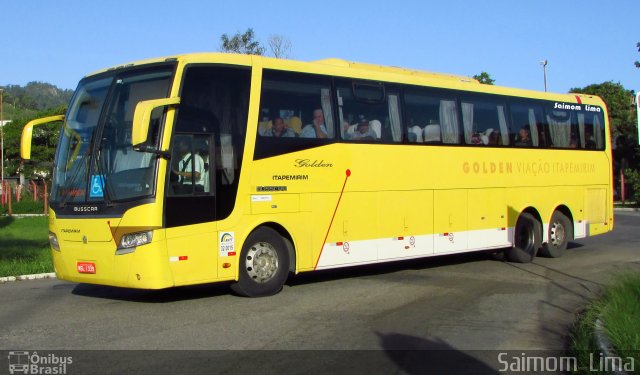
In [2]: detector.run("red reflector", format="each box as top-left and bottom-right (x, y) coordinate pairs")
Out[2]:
(443, 233), (449, 236)
(397, 237), (404, 240)
(501, 227), (506, 231)
(222, 263), (231, 268)
(178, 256), (188, 261)
(228, 252), (236, 256)
(336, 242), (343, 246)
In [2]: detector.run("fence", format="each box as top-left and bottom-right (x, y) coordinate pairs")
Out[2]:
(0, 180), (48, 216)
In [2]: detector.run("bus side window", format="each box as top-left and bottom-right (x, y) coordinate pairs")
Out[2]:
(404, 89), (459, 145)
(578, 112), (604, 150)
(259, 70), (335, 140)
(461, 98), (509, 146)
(546, 109), (576, 148)
(336, 81), (401, 142)
(510, 102), (546, 147)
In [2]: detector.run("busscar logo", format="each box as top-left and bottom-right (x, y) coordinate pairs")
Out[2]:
(7, 351), (73, 374)
(73, 206), (98, 213)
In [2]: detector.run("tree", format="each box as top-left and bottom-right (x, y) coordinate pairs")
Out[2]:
(219, 28), (265, 55)
(635, 42), (640, 68)
(473, 72), (495, 85)
(268, 34), (292, 59)
(4, 106), (65, 179)
(571, 82), (639, 198)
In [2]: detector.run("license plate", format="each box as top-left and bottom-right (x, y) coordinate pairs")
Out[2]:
(77, 262), (96, 274)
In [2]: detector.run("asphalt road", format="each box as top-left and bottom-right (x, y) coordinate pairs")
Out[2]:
(1, 212), (638, 374)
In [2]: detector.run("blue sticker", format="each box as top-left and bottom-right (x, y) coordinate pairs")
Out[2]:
(90, 175), (105, 198)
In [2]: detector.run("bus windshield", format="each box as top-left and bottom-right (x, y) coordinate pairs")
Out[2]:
(51, 67), (174, 205)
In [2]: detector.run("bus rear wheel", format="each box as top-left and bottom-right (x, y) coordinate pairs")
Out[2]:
(539, 211), (572, 258)
(506, 212), (541, 263)
(231, 227), (290, 297)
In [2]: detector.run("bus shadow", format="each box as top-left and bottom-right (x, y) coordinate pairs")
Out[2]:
(376, 332), (498, 374)
(71, 281), (233, 303)
(288, 251), (500, 287)
(70, 242), (586, 301)
(567, 242), (583, 250)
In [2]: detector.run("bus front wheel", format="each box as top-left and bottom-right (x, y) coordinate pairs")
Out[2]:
(539, 211), (572, 258)
(506, 212), (541, 263)
(231, 227), (290, 297)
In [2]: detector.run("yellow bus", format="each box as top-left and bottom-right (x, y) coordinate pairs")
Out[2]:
(21, 53), (613, 297)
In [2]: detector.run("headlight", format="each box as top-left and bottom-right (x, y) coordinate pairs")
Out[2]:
(119, 231), (153, 250)
(48, 231), (60, 251)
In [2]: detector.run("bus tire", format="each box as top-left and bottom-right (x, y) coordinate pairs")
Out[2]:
(506, 212), (541, 263)
(231, 227), (290, 297)
(539, 211), (572, 258)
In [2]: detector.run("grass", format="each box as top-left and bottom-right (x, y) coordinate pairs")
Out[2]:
(600, 274), (640, 360)
(569, 272), (640, 374)
(0, 198), (46, 215)
(0, 216), (53, 277)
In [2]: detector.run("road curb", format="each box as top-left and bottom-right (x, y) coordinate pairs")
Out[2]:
(614, 207), (640, 212)
(594, 318), (629, 375)
(0, 213), (48, 217)
(0, 273), (56, 284)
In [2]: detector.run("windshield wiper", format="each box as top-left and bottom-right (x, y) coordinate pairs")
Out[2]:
(133, 145), (171, 159)
(58, 152), (90, 208)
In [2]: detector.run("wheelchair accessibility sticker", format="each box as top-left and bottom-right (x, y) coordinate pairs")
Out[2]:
(90, 175), (105, 198)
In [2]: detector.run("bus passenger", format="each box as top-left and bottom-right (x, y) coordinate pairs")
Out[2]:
(264, 117), (296, 137)
(584, 129), (596, 149)
(345, 116), (377, 141)
(301, 109), (328, 138)
(569, 133), (578, 148)
(514, 126), (532, 147)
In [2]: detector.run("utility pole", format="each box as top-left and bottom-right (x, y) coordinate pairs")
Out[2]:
(540, 60), (548, 92)
(1, 88), (4, 195)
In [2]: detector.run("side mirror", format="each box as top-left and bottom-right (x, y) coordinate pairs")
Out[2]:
(21, 115), (65, 160)
(131, 97), (180, 147)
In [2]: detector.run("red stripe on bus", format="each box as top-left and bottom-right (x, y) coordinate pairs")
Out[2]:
(314, 169), (351, 270)
(575, 96), (582, 104)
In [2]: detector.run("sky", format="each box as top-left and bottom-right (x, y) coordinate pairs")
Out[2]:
(1, 0), (638, 94)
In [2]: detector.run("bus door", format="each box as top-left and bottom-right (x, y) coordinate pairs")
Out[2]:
(164, 127), (217, 284)
(163, 65), (250, 284)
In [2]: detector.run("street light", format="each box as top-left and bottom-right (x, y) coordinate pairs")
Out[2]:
(540, 60), (548, 92)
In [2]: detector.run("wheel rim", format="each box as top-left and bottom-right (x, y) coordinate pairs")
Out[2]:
(549, 220), (566, 247)
(245, 242), (279, 284)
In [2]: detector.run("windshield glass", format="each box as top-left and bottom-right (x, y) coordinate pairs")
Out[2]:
(51, 67), (173, 205)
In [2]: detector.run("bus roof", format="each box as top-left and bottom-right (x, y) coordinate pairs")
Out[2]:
(84, 52), (605, 107)
(313, 58), (479, 84)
